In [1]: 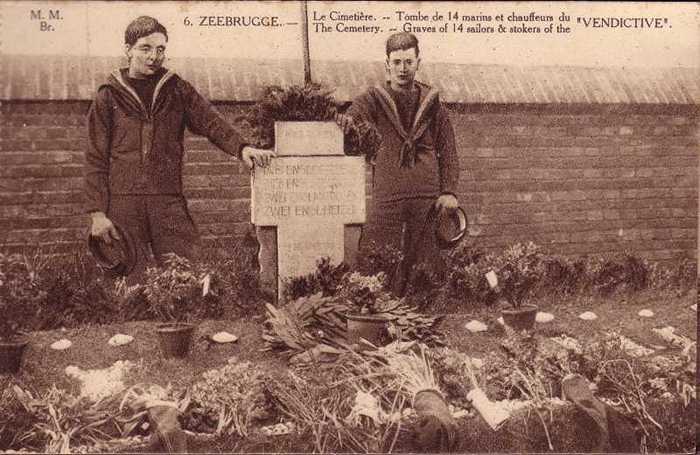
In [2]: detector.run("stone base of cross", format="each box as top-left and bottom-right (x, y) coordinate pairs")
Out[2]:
(251, 122), (366, 302)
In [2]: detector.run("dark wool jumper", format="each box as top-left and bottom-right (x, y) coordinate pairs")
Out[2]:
(346, 81), (460, 202)
(84, 67), (247, 214)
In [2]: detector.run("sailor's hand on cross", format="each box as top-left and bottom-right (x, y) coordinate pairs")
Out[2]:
(242, 146), (276, 169)
(334, 112), (355, 134)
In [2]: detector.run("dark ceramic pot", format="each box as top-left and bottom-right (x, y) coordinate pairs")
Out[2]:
(0, 337), (29, 374)
(501, 304), (538, 331)
(345, 313), (389, 346)
(156, 323), (197, 358)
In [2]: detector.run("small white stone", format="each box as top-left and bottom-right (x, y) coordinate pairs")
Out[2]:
(536, 312), (554, 323)
(485, 270), (498, 288)
(211, 332), (238, 343)
(638, 309), (654, 318)
(464, 320), (488, 333)
(50, 339), (72, 350)
(496, 316), (505, 325)
(108, 334), (134, 346)
(452, 407), (470, 419)
(579, 311), (597, 321)
(64, 361), (133, 401)
(550, 335), (582, 352)
(615, 335), (654, 357)
(260, 422), (295, 436)
(691, 304), (697, 311)
(469, 357), (484, 369)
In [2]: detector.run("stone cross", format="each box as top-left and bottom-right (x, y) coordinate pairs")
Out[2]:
(251, 121), (365, 300)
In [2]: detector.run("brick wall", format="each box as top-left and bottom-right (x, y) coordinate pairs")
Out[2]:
(451, 103), (698, 262)
(0, 100), (697, 262)
(0, 102), (255, 254)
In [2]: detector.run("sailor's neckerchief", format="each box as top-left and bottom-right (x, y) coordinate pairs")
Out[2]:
(110, 68), (176, 118)
(369, 83), (440, 168)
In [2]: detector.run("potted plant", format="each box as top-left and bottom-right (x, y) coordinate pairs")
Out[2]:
(500, 298), (538, 331)
(142, 254), (221, 358)
(488, 243), (544, 331)
(0, 253), (44, 373)
(341, 272), (391, 346)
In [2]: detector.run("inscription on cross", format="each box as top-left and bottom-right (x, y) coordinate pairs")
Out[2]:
(251, 122), (365, 299)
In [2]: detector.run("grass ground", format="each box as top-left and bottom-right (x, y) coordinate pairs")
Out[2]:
(7, 287), (697, 452)
(441, 288), (697, 359)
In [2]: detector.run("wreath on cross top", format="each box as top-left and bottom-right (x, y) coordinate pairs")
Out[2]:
(237, 83), (382, 161)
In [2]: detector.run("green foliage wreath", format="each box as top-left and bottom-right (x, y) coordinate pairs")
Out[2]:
(240, 83), (381, 160)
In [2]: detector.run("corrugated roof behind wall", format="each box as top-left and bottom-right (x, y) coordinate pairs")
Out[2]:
(1, 54), (698, 104)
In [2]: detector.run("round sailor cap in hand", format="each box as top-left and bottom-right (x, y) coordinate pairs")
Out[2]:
(88, 223), (137, 277)
(436, 206), (468, 249)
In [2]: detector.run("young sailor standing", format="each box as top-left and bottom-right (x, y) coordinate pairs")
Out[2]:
(85, 16), (274, 276)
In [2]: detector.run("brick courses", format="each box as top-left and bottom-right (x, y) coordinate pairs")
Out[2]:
(0, 57), (697, 263)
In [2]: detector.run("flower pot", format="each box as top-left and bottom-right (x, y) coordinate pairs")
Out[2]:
(0, 338), (29, 374)
(345, 313), (389, 346)
(156, 323), (197, 358)
(501, 304), (538, 331)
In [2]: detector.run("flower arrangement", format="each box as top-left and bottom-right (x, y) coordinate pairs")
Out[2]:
(349, 343), (458, 451)
(184, 360), (273, 436)
(283, 257), (348, 302)
(339, 271), (387, 315)
(239, 83), (381, 159)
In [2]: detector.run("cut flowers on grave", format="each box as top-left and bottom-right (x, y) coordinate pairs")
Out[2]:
(183, 360), (274, 436)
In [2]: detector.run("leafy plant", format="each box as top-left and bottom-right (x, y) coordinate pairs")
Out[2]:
(270, 367), (403, 453)
(264, 283), (446, 353)
(444, 243), (487, 271)
(36, 251), (115, 329)
(356, 241), (404, 282)
(0, 253), (45, 339)
(270, 371), (354, 453)
(241, 84), (339, 149)
(404, 260), (450, 310)
(205, 235), (266, 311)
(444, 242), (666, 308)
(587, 251), (650, 295)
(344, 343), (457, 451)
(343, 117), (382, 162)
(337, 271), (386, 314)
(110, 277), (149, 322)
(447, 255), (500, 306)
(282, 257), (348, 302)
(494, 242), (545, 308)
(539, 255), (588, 296)
(8, 384), (128, 453)
(239, 83), (381, 158)
(184, 361), (274, 436)
(446, 243), (545, 308)
(141, 254), (223, 322)
(0, 380), (39, 450)
(648, 257), (696, 291)
(262, 294), (325, 354)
